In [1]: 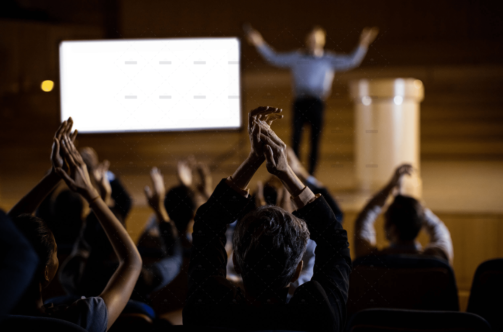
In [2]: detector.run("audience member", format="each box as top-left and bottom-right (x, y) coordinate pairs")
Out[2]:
(7, 118), (142, 332)
(354, 164), (454, 264)
(0, 210), (38, 321)
(59, 167), (182, 305)
(183, 106), (351, 331)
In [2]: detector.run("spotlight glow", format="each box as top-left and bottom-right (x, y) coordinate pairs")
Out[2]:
(41, 80), (54, 92)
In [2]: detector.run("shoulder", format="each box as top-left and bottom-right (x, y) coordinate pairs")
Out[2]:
(49, 297), (108, 332)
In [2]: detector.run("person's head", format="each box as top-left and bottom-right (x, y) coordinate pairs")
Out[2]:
(384, 195), (425, 244)
(80, 146), (99, 171)
(232, 205), (309, 298)
(305, 26), (326, 52)
(164, 185), (197, 235)
(13, 214), (58, 288)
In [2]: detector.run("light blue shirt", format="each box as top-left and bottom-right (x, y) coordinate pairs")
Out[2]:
(257, 44), (368, 100)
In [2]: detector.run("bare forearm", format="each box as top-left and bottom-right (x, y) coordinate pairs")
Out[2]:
(230, 153), (264, 191)
(8, 170), (61, 218)
(88, 194), (141, 266)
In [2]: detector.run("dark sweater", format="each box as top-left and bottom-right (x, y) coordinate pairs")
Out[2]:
(183, 179), (351, 331)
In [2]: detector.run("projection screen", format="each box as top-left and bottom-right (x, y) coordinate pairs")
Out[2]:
(59, 38), (241, 133)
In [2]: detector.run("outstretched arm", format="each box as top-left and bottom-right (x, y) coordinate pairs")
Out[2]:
(244, 24), (298, 68)
(54, 131), (142, 331)
(8, 119), (77, 218)
(328, 27), (379, 72)
(353, 164), (412, 259)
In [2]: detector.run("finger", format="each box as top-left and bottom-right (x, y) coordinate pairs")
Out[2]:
(63, 117), (73, 139)
(61, 137), (78, 167)
(249, 106), (270, 119)
(55, 120), (67, 139)
(71, 129), (78, 142)
(252, 122), (261, 146)
(265, 113), (284, 126)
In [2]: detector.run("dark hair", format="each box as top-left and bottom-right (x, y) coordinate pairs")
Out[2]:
(13, 214), (56, 275)
(384, 195), (425, 241)
(164, 185), (196, 234)
(51, 190), (84, 245)
(232, 205), (309, 295)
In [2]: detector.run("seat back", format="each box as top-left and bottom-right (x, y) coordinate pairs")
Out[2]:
(1, 315), (87, 332)
(466, 258), (503, 331)
(348, 255), (459, 317)
(345, 308), (491, 332)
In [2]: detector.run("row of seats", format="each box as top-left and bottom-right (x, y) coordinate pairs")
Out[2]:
(3, 257), (501, 331)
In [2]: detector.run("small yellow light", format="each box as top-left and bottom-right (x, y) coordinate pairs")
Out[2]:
(41, 80), (54, 92)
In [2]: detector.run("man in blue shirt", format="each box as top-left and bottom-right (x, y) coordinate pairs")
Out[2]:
(246, 25), (378, 174)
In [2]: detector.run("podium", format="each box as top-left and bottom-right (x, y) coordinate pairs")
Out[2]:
(350, 78), (424, 198)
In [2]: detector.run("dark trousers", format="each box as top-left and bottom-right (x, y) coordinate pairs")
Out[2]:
(292, 97), (325, 175)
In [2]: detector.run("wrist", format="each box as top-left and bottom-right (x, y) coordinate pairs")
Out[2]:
(83, 188), (100, 202)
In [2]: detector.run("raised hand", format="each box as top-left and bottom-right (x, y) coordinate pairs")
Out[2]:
(178, 160), (193, 188)
(94, 160), (113, 206)
(144, 167), (166, 212)
(51, 117), (78, 171)
(248, 106), (283, 159)
(389, 164), (413, 194)
(244, 24), (264, 46)
(53, 134), (98, 201)
(359, 27), (379, 47)
(194, 163), (212, 200)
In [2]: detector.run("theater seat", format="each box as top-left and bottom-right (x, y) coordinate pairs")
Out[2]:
(347, 255), (459, 317)
(345, 308), (491, 332)
(0, 315), (86, 332)
(466, 258), (503, 331)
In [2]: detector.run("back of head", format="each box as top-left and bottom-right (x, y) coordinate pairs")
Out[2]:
(164, 185), (196, 234)
(13, 214), (56, 277)
(232, 205), (310, 296)
(51, 190), (84, 245)
(385, 195), (425, 242)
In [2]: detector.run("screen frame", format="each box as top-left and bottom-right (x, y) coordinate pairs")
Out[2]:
(58, 37), (243, 134)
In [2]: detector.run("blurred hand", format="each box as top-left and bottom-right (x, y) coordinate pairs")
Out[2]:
(244, 24), (264, 46)
(51, 117), (78, 172)
(94, 160), (113, 206)
(389, 164), (413, 193)
(248, 106), (283, 160)
(255, 181), (266, 207)
(177, 160), (193, 188)
(53, 134), (98, 201)
(194, 163), (212, 199)
(144, 167), (166, 212)
(359, 27), (379, 47)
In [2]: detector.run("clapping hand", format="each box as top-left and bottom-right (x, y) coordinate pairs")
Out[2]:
(144, 167), (166, 212)
(389, 164), (413, 195)
(248, 106), (283, 160)
(51, 117), (78, 172)
(244, 24), (264, 46)
(53, 130), (99, 202)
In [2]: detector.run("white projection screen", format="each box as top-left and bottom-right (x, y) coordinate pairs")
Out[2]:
(59, 38), (241, 133)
